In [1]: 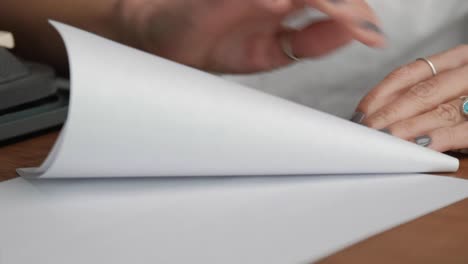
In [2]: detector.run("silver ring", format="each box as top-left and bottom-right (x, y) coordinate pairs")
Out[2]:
(416, 57), (438, 76)
(280, 34), (301, 62)
(461, 96), (468, 118)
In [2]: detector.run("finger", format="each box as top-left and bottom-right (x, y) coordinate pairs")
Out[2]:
(363, 64), (468, 130)
(256, 0), (304, 14)
(304, 0), (386, 47)
(420, 122), (468, 152)
(356, 45), (468, 119)
(385, 99), (466, 140)
(268, 20), (352, 68)
(290, 19), (352, 58)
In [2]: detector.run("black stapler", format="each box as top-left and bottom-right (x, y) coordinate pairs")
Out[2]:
(0, 47), (69, 142)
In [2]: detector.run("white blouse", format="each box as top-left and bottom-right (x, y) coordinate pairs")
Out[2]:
(226, 0), (468, 119)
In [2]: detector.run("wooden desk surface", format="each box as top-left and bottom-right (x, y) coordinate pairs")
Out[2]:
(1, 130), (467, 263)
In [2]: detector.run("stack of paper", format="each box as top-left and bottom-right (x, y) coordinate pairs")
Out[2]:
(1, 22), (467, 264)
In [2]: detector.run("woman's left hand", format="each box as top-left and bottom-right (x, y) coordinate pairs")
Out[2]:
(353, 45), (468, 152)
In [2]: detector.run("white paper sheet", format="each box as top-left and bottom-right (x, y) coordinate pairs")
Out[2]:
(17, 22), (458, 178)
(1, 174), (468, 264)
(3, 22), (468, 264)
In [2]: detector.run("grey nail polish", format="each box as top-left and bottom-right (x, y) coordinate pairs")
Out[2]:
(351, 112), (366, 124)
(380, 128), (392, 135)
(328, 0), (346, 4)
(415, 136), (432, 147)
(359, 20), (384, 35)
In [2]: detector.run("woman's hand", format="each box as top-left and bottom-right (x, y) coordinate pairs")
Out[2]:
(0, 0), (384, 74)
(354, 45), (468, 153)
(117, 0), (385, 73)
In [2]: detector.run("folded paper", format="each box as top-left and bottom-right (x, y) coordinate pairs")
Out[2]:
(3, 22), (468, 264)
(17, 22), (458, 178)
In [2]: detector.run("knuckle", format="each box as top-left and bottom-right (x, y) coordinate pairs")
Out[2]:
(441, 128), (457, 150)
(435, 103), (461, 123)
(446, 127), (456, 143)
(408, 79), (439, 100)
(386, 65), (413, 82)
(392, 120), (417, 139)
(448, 132), (457, 150)
(358, 92), (378, 112)
(366, 107), (397, 128)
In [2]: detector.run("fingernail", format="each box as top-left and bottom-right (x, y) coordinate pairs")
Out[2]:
(351, 112), (366, 124)
(359, 20), (384, 35)
(380, 128), (392, 135)
(415, 136), (432, 147)
(327, 0), (346, 4)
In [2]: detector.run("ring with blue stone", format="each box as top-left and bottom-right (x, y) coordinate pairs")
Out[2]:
(462, 96), (468, 118)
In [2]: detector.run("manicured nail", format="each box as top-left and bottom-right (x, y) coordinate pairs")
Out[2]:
(380, 128), (392, 135)
(415, 136), (432, 147)
(327, 0), (346, 4)
(351, 112), (366, 124)
(359, 20), (384, 35)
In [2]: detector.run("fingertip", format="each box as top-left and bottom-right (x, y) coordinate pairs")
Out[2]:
(305, 0), (387, 47)
(351, 111), (366, 124)
(359, 34), (387, 49)
(291, 20), (352, 58)
(256, 0), (296, 14)
(352, 23), (387, 48)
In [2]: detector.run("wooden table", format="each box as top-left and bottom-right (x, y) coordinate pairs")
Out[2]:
(1, 130), (467, 263)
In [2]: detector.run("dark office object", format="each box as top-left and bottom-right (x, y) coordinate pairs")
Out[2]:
(0, 48), (69, 142)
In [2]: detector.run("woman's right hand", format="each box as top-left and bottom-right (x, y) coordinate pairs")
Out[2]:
(354, 45), (468, 153)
